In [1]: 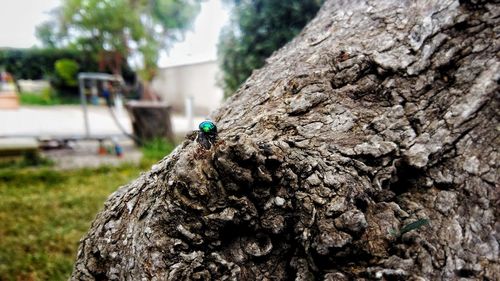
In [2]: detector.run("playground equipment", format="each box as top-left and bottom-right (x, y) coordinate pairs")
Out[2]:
(79, 72), (173, 145)
(0, 72), (172, 158)
(78, 73), (126, 138)
(77, 72), (140, 155)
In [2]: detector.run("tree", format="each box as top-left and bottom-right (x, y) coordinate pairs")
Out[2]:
(39, 0), (201, 81)
(72, 0), (499, 279)
(35, 21), (61, 49)
(218, 0), (324, 97)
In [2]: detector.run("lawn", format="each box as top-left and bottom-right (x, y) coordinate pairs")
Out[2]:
(0, 164), (149, 280)
(19, 91), (80, 106)
(0, 140), (173, 281)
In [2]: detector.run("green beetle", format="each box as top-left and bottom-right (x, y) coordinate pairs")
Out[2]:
(197, 120), (217, 149)
(199, 120), (217, 135)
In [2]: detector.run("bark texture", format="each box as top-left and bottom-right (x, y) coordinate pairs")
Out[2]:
(72, 0), (499, 280)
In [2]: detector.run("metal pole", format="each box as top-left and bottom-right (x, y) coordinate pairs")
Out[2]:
(185, 96), (194, 131)
(79, 77), (90, 138)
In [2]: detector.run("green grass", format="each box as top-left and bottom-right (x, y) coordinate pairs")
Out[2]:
(141, 138), (176, 162)
(19, 90), (79, 106)
(0, 139), (176, 281)
(0, 163), (152, 281)
(0, 151), (53, 170)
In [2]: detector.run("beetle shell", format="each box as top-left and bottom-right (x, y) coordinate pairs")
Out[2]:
(199, 120), (217, 135)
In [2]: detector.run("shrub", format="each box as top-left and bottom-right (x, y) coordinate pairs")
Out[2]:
(0, 48), (138, 101)
(54, 59), (79, 87)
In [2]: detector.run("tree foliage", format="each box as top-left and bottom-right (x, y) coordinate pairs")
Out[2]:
(35, 22), (61, 49)
(218, 0), (324, 97)
(40, 0), (202, 81)
(0, 48), (94, 81)
(0, 48), (136, 96)
(54, 59), (79, 87)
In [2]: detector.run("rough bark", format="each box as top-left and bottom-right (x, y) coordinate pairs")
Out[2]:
(72, 0), (499, 280)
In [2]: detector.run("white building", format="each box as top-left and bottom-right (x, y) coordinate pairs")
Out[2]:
(151, 60), (224, 116)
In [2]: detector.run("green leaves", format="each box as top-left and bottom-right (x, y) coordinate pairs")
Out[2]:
(399, 218), (429, 235)
(54, 59), (79, 87)
(0, 48), (94, 81)
(390, 218), (430, 237)
(218, 0), (324, 97)
(38, 0), (202, 81)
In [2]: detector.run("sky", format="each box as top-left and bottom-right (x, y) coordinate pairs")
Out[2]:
(0, 0), (230, 68)
(0, 0), (61, 48)
(160, 0), (230, 67)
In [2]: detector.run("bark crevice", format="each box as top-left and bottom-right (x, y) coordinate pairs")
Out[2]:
(72, 0), (499, 280)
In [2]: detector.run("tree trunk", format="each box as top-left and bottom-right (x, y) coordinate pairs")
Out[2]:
(72, 0), (499, 280)
(126, 101), (175, 143)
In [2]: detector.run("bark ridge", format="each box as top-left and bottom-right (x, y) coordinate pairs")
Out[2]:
(72, 0), (499, 280)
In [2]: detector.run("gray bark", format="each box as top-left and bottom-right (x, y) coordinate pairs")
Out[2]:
(72, 0), (499, 280)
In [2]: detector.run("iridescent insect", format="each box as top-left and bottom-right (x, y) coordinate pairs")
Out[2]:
(196, 120), (217, 149)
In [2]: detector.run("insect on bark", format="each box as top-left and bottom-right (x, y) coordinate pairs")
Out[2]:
(196, 120), (217, 149)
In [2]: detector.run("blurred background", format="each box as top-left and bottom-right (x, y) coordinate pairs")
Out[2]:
(0, 0), (323, 279)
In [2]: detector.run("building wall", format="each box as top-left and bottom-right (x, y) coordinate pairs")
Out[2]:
(151, 61), (223, 115)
